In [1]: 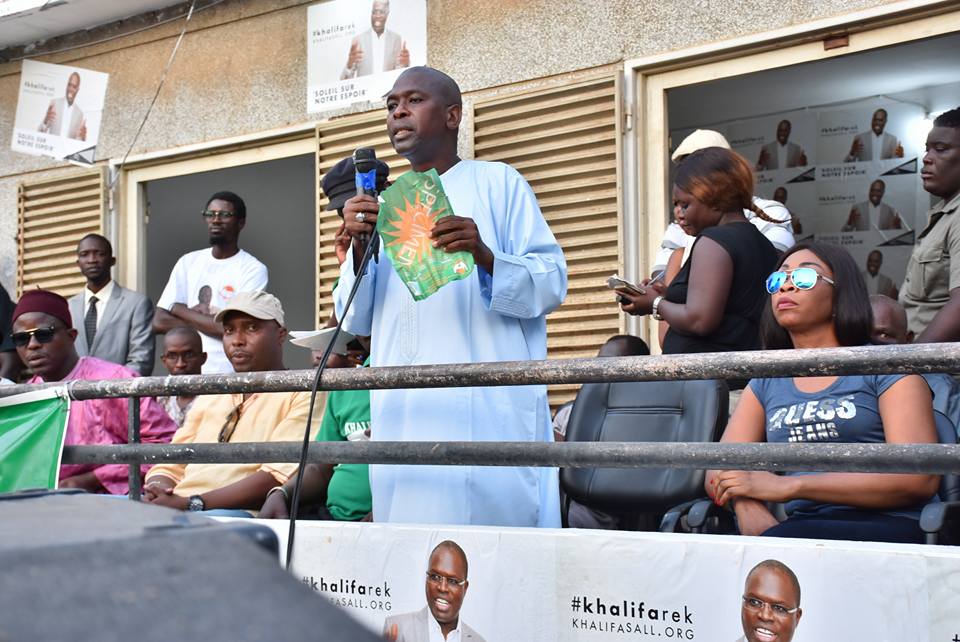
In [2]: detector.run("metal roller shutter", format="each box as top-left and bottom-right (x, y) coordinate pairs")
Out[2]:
(17, 168), (106, 297)
(472, 74), (624, 407)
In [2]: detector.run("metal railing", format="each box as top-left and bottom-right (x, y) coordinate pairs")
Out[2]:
(3, 343), (959, 497)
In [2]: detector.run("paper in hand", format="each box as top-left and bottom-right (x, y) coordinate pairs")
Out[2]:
(376, 169), (474, 301)
(289, 328), (355, 354)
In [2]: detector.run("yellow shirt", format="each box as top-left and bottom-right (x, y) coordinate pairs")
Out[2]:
(146, 390), (323, 497)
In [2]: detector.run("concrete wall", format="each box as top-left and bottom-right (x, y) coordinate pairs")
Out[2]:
(0, 0), (904, 289)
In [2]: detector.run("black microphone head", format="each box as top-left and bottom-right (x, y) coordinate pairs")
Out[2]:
(353, 148), (377, 173)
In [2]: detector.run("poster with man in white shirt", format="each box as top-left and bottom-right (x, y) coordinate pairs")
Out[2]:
(842, 179), (905, 232)
(306, 0), (425, 112)
(844, 108), (905, 162)
(723, 112), (816, 178)
(816, 104), (920, 170)
(11, 60), (108, 164)
(755, 119), (809, 170)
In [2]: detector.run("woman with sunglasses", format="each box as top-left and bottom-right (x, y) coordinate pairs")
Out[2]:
(615, 147), (780, 387)
(706, 242), (939, 543)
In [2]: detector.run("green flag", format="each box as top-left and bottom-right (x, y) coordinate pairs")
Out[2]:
(377, 169), (475, 301)
(0, 388), (70, 493)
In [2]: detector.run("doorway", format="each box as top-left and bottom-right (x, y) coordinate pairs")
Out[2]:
(665, 32), (960, 291)
(626, 7), (960, 344)
(145, 153), (316, 372)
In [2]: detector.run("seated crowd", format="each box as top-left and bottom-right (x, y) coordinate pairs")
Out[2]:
(0, 93), (957, 544)
(0, 153), (381, 519)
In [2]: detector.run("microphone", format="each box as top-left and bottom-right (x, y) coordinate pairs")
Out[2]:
(353, 147), (379, 263)
(287, 152), (382, 571)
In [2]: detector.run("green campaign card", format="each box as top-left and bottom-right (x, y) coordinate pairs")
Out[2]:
(377, 169), (475, 301)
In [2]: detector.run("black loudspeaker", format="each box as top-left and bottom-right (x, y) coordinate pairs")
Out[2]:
(0, 490), (380, 642)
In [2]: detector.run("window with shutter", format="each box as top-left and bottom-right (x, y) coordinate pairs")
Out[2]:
(472, 74), (624, 407)
(17, 168), (106, 297)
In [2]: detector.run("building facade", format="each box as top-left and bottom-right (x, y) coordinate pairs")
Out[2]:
(1, 0), (957, 394)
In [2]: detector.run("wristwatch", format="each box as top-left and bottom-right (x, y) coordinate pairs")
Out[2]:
(187, 495), (205, 512)
(651, 295), (664, 321)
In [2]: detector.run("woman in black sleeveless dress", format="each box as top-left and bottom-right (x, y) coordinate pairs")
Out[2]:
(615, 147), (781, 388)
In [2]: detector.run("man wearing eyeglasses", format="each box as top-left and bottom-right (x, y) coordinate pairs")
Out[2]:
(156, 326), (207, 427)
(144, 291), (318, 515)
(383, 540), (486, 642)
(737, 559), (802, 642)
(152, 191), (268, 374)
(13, 289), (176, 494)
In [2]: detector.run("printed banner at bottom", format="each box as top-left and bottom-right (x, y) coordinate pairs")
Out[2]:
(241, 520), (960, 642)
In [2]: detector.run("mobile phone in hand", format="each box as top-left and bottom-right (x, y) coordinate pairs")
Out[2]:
(606, 274), (645, 296)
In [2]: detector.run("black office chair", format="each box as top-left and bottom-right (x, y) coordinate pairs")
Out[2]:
(920, 409), (960, 544)
(662, 409), (960, 545)
(560, 378), (728, 530)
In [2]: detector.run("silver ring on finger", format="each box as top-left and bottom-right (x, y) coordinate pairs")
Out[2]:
(355, 212), (365, 223)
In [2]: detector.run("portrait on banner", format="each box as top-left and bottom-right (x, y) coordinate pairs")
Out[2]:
(306, 0), (426, 113)
(11, 60), (109, 165)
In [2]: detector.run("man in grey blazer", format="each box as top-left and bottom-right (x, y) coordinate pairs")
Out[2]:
(341, 1), (409, 80)
(68, 234), (155, 376)
(38, 71), (87, 141)
(383, 541), (487, 642)
(756, 119), (807, 171)
(842, 179), (903, 231)
(845, 108), (904, 162)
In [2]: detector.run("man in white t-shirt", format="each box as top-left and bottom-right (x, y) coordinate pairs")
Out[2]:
(653, 130), (795, 274)
(152, 191), (268, 373)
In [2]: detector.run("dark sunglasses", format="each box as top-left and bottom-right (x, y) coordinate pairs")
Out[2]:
(219, 403), (242, 443)
(765, 267), (836, 294)
(11, 326), (60, 347)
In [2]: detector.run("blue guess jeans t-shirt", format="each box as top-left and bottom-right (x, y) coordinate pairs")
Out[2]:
(748, 374), (931, 518)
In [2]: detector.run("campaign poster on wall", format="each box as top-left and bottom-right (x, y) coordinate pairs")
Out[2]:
(10, 60), (109, 165)
(670, 99), (930, 300)
(306, 0), (427, 113)
(727, 111), (817, 172)
(247, 520), (960, 642)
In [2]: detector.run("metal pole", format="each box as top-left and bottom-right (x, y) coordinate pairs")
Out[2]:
(1, 343), (958, 400)
(127, 396), (141, 501)
(61, 441), (960, 475)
